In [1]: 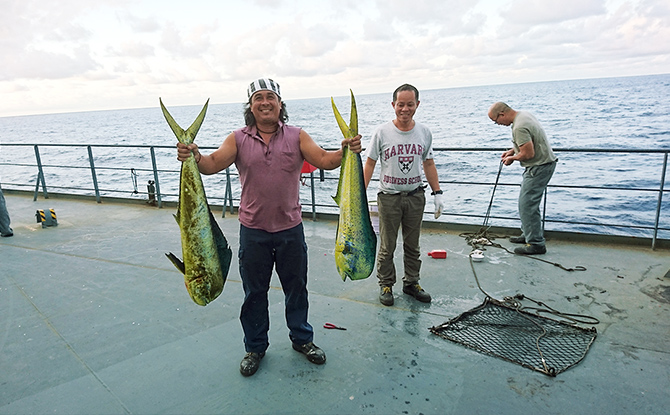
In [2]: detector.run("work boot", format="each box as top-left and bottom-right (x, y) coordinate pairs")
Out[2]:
(514, 244), (547, 255)
(403, 284), (432, 303)
(379, 286), (394, 306)
(509, 235), (526, 244)
(240, 351), (265, 377)
(292, 342), (326, 364)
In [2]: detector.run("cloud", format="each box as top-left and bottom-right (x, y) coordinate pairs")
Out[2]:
(287, 24), (342, 58)
(471, 0), (670, 69)
(352, 0), (490, 45)
(1, 47), (98, 81)
(112, 41), (155, 58)
(0, 0), (115, 81)
(119, 12), (161, 32)
(501, 0), (606, 25)
(0, 0), (668, 117)
(159, 22), (216, 58)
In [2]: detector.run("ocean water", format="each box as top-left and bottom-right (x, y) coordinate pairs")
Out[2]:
(1, 74), (669, 238)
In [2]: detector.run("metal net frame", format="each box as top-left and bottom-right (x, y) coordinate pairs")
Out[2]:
(430, 296), (598, 376)
(431, 160), (598, 376)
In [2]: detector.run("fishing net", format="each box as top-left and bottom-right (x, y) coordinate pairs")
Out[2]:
(431, 160), (598, 376)
(430, 295), (597, 376)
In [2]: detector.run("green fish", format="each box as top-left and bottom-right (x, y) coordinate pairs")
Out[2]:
(331, 91), (377, 281)
(160, 98), (232, 306)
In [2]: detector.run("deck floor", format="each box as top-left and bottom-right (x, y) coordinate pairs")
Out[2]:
(1, 192), (669, 415)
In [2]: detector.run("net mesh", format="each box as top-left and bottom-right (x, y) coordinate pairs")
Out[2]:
(430, 297), (597, 376)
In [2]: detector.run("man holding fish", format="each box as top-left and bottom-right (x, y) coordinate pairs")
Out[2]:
(176, 78), (361, 377)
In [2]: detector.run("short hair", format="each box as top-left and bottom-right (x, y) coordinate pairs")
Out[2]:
(393, 84), (419, 102)
(243, 100), (289, 126)
(490, 102), (511, 114)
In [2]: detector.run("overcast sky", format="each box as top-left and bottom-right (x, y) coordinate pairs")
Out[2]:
(1, 0), (668, 117)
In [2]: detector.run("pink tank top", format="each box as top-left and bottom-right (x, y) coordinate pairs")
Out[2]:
(234, 123), (304, 232)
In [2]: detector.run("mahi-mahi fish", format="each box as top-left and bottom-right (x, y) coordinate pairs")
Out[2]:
(331, 90), (377, 281)
(160, 98), (232, 305)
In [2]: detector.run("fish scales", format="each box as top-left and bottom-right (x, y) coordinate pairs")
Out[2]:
(331, 91), (377, 281)
(160, 98), (232, 305)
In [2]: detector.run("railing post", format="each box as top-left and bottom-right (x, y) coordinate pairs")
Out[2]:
(87, 146), (101, 203)
(3, 144), (667, 242)
(149, 147), (163, 208)
(222, 168), (233, 218)
(542, 187), (548, 232)
(310, 171), (316, 221)
(33, 145), (48, 201)
(651, 152), (668, 250)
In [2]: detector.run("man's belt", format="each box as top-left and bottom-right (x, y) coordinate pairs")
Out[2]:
(382, 185), (426, 197)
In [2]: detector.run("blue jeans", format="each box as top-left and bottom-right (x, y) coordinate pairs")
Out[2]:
(0, 189), (12, 236)
(238, 223), (312, 353)
(518, 161), (556, 246)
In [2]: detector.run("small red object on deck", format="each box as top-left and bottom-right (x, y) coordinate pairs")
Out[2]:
(427, 250), (447, 259)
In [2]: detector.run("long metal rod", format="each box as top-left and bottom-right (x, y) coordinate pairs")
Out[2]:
(482, 160), (504, 228)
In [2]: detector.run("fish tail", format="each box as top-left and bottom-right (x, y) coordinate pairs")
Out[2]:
(160, 98), (186, 143)
(185, 99), (209, 142)
(331, 97), (354, 139)
(159, 98), (209, 145)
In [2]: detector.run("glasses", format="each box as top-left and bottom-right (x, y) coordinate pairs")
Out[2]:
(493, 113), (502, 123)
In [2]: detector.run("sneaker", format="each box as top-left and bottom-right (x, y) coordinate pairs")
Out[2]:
(240, 351), (265, 376)
(1, 233), (13, 237)
(292, 341), (326, 365)
(509, 235), (526, 244)
(379, 286), (394, 306)
(403, 284), (432, 303)
(514, 244), (547, 255)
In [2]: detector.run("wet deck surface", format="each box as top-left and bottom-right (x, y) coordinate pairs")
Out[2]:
(1, 192), (669, 415)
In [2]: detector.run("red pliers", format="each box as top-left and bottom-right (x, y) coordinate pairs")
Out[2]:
(323, 323), (347, 330)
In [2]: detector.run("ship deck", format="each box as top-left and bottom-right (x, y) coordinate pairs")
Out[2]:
(1, 192), (669, 415)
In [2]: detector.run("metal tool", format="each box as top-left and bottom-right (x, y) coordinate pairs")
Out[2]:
(323, 323), (347, 330)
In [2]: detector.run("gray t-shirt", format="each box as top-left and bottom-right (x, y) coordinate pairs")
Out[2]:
(512, 111), (557, 167)
(366, 120), (434, 194)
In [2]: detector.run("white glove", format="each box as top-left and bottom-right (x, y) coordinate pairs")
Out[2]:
(434, 193), (444, 219)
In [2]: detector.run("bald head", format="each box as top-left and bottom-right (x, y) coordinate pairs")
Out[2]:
(488, 102), (516, 125)
(489, 102), (511, 117)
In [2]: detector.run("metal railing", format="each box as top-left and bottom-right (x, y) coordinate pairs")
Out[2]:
(1, 143), (668, 248)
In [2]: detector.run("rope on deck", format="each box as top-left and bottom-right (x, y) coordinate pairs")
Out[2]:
(430, 160), (598, 376)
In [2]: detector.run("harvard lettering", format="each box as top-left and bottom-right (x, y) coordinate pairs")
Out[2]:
(383, 143), (424, 161)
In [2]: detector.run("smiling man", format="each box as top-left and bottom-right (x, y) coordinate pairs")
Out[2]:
(363, 84), (443, 307)
(177, 78), (361, 377)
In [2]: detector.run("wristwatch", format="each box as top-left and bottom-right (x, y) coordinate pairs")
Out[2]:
(431, 190), (443, 195)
